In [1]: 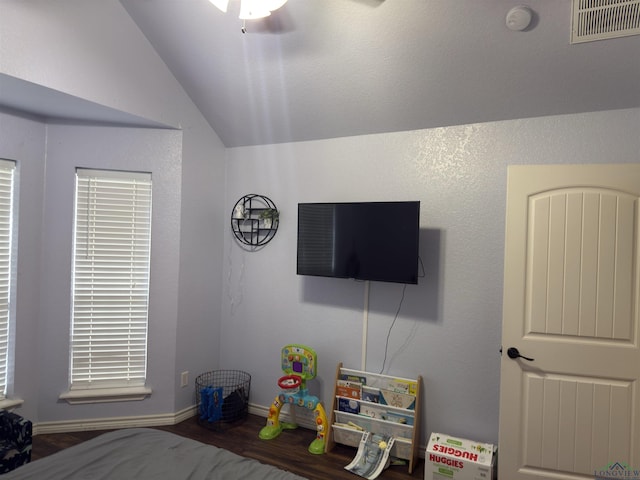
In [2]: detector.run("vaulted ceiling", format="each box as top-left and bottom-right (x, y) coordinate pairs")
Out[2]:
(120, 0), (640, 147)
(4, 1), (640, 148)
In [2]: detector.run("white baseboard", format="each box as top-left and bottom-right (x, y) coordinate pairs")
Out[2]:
(34, 405), (198, 435)
(34, 402), (318, 436)
(248, 402), (270, 418)
(34, 403), (427, 460)
(248, 402), (318, 431)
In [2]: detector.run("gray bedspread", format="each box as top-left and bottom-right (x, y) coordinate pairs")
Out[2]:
(4, 428), (308, 479)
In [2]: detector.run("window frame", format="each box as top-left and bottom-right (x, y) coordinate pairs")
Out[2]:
(0, 159), (19, 408)
(62, 168), (153, 404)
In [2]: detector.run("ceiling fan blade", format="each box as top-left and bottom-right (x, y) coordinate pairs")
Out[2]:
(208, 0), (229, 13)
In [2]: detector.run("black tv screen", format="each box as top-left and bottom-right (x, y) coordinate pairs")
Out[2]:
(297, 201), (420, 284)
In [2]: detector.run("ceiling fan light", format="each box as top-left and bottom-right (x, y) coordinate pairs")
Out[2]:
(208, 0), (229, 13)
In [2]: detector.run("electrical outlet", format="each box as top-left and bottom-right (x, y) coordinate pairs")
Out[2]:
(180, 371), (189, 388)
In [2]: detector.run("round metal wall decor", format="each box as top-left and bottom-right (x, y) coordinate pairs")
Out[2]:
(230, 194), (279, 246)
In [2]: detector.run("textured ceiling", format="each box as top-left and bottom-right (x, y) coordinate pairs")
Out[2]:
(4, 1), (640, 147)
(120, 0), (640, 147)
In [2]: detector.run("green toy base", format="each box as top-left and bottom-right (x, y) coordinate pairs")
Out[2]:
(259, 425), (283, 440)
(308, 438), (325, 455)
(259, 421), (298, 440)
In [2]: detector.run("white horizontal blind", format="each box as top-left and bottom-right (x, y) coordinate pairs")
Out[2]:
(0, 160), (15, 400)
(71, 169), (152, 389)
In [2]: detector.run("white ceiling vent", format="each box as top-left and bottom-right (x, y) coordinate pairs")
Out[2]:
(572, 0), (640, 43)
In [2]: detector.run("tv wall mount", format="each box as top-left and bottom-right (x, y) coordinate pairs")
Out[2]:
(231, 194), (279, 246)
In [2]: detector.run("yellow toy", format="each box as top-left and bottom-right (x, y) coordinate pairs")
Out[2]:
(259, 344), (327, 454)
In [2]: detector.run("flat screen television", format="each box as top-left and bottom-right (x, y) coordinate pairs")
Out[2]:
(297, 201), (420, 284)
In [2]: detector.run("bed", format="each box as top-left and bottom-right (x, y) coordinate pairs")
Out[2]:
(3, 427), (308, 480)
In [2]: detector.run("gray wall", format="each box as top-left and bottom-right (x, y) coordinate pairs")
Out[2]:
(0, 112), (46, 421)
(222, 108), (640, 445)
(39, 124), (182, 421)
(0, 0), (225, 424)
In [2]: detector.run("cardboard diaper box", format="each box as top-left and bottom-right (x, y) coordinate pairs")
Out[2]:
(425, 432), (496, 480)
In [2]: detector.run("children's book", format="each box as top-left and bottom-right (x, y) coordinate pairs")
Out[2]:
(338, 397), (360, 414)
(379, 378), (418, 396)
(336, 379), (362, 399)
(340, 373), (367, 385)
(359, 404), (414, 425)
(344, 431), (395, 480)
(361, 388), (380, 403)
(379, 389), (415, 410)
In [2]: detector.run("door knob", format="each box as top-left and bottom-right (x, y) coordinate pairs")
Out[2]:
(507, 347), (534, 362)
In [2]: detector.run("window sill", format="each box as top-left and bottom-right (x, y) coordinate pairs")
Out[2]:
(59, 386), (152, 405)
(0, 397), (24, 410)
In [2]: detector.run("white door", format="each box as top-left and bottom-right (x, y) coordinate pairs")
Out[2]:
(499, 164), (640, 480)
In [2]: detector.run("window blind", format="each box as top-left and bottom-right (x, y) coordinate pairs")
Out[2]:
(70, 169), (152, 390)
(0, 160), (15, 400)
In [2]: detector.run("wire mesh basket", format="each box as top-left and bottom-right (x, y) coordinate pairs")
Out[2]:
(195, 370), (251, 429)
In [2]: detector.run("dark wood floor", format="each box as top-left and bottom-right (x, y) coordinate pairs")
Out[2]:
(32, 414), (425, 480)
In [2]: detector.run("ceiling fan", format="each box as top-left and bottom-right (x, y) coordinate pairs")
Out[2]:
(207, 0), (384, 34)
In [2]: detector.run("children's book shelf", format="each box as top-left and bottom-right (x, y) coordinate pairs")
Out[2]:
(326, 362), (422, 474)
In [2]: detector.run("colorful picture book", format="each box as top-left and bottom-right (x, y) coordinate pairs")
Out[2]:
(379, 389), (416, 410)
(336, 379), (362, 399)
(340, 373), (367, 384)
(359, 403), (414, 425)
(382, 378), (418, 396)
(362, 388), (380, 403)
(338, 397), (361, 414)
